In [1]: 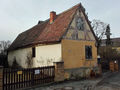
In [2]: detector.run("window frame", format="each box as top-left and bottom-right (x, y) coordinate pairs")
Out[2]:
(76, 17), (85, 31)
(32, 47), (36, 57)
(85, 45), (92, 60)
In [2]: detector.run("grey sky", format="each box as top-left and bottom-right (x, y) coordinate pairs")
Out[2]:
(0, 0), (120, 41)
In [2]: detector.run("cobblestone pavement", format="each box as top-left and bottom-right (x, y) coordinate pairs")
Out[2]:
(22, 72), (120, 90)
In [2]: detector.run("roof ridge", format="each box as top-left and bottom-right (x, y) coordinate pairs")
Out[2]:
(111, 37), (120, 39)
(20, 3), (81, 35)
(57, 3), (81, 16)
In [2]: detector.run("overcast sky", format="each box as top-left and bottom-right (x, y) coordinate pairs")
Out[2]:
(0, 0), (120, 41)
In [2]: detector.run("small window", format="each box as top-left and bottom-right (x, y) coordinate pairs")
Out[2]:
(85, 46), (92, 59)
(32, 47), (36, 57)
(76, 17), (84, 30)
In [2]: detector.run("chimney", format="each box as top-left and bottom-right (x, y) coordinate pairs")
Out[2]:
(50, 11), (56, 24)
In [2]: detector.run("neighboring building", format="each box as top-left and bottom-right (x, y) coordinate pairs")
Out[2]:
(101, 38), (120, 53)
(8, 3), (97, 70)
(101, 38), (120, 47)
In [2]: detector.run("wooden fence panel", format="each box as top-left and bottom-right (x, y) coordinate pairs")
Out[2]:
(3, 66), (55, 90)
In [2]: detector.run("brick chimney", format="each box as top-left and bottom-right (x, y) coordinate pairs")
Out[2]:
(50, 11), (56, 24)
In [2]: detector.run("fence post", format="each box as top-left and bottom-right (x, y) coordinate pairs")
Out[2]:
(0, 66), (3, 90)
(31, 69), (34, 85)
(98, 64), (102, 74)
(109, 61), (114, 72)
(53, 62), (64, 82)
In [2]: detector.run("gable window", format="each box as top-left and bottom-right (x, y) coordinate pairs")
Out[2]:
(85, 46), (92, 59)
(76, 17), (84, 30)
(32, 47), (36, 57)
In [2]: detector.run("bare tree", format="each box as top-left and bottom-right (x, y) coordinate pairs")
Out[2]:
(0, 40), (11, 55)
(0, 40), (11, 67)
(91, 19), (107, 52)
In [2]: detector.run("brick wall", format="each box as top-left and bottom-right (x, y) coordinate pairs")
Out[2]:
(54, 62), (64, 82)
(0, 66), (3, 90)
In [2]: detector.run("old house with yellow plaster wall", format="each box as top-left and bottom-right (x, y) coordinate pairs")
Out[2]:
(8, 3), (98, 78)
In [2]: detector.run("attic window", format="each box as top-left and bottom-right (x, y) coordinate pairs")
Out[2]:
(32, 47), (36, 57)
(85, 46), (92, 59)
(76, 17), (84, 30)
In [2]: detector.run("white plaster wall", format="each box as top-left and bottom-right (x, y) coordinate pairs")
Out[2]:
(8, 44), (61, 68)
(8, 47), (32, 68)
(34, 44), (61, 67)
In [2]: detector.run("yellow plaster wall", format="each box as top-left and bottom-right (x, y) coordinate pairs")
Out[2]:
(62, 39), (97, 69)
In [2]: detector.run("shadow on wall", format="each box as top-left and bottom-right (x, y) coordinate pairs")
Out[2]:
(10, 52), (34, 69)
(25, 52), (34, 68)
(11, 57), (22, 69)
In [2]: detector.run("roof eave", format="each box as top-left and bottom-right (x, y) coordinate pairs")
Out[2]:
(8, 40), (61, 52)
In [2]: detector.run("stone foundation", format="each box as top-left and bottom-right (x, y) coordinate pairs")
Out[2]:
(53, 61), (101, 81)
(64, 66), (100, 80)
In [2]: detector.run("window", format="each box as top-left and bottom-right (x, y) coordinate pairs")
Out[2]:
(85, 46), (92, 59)
(32, 47), (36, 57)
(76, 17), (84, 30)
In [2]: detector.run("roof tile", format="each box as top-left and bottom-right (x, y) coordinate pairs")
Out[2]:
(8, 3), (82, 51)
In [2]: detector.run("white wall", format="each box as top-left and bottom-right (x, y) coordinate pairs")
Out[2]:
(34, 44), (61, 67)
(8, 44), (61, 68)
(8, 47), (32, 68)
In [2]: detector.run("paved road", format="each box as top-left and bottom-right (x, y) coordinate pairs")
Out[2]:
(22, 72), (120, 90)
(96, 72), (120, 90)
(23, 79), (101, 90)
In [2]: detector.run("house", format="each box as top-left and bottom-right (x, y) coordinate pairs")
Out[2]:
(101, 38), (120, 53)
(8, 3), (98, 73)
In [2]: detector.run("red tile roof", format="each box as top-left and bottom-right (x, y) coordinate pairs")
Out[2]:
(8, 3), (95, 51)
